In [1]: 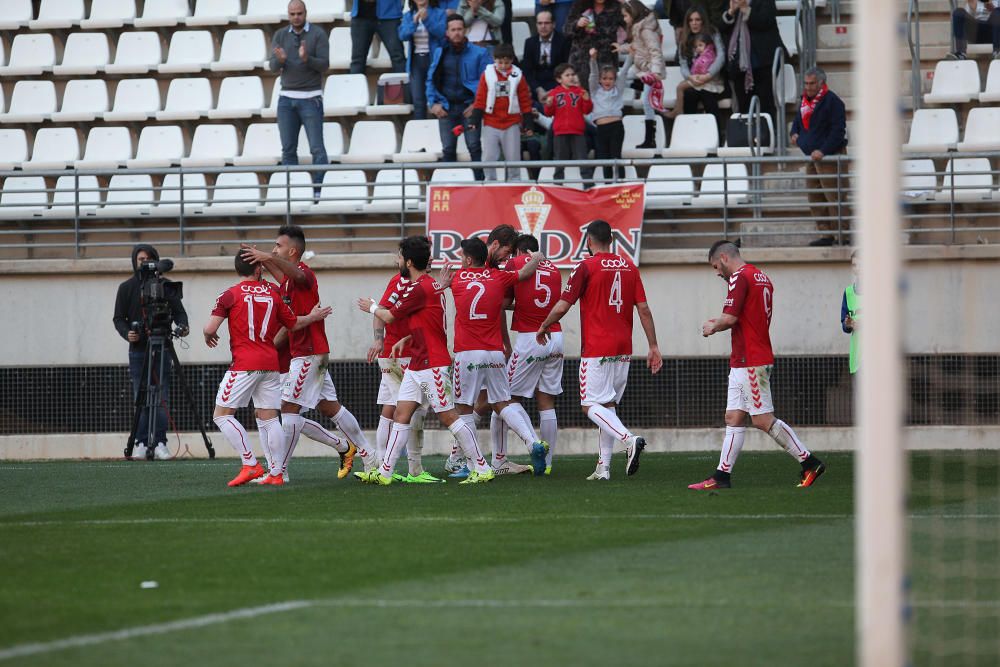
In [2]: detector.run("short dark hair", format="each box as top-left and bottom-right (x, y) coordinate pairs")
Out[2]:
(535, 8), (554, 22)
(278, 224), (306, 253)
(408, 0), (438, 9)
(585, 219), (613, 245)
(446, 14), (465, 28)
(708, 240), (741, 261)
(515, 233), (539, 253)
(460, 238), (488, 267)
(487, 224), (518, 250)
(554, 63), (574, 80)
(493, 43), (515, 61)
(235, 250), (256, 277)
(399, 235), (431, 271)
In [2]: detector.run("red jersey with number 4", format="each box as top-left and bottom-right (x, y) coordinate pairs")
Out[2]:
(561, 253), (647, 357)
(722, 263), (775, 368)
(212, 280), (298, 371)
(281, 262), (330, 358)
(378, 274), (413, 358)
(389, 273), (451, 370)
(506, 254), (562, 333)
(451, 266), (519, 353)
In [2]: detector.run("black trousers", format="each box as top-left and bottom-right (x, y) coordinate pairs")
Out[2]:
(595, 120), (625, 181)
(682, 87), (725, 136)
(729, 63), (776, 123)
(552, 134), (593, 183)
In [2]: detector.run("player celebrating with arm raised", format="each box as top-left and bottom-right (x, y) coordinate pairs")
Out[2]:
(536, 220), (663, 481)
(689, 240), (826, 490)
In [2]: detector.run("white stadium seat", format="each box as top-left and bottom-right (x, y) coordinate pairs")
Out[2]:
(127, 126), (186, 169)
(81, 0), (136, 29)
(104, 79), (161, 122)
(181, 125), (239, 168)
(777, 15), (798, 57)
(234, 123), (282, 166)
(957, 108), (1000, 153)
(24, 128), (81, 171)
(156, 78), (214, 121)
(211, 29), (267, 71)
(393, 120), (444, 162)
(134, 0), (190, 27)
(158, 31), (215, 74)
(0, 177), (48, 218)
(622, 115), (666, 159)
(298, 122), (345, 162)
(48, 175), (100, 216)
(367, 73), (412, 115)
(940, 158), (994, 203)
(158, 173), (210, 214)
(979, 61), (1000, 103)
(662, 114), (719, 158)
(208, 76), (266, 119)
(186, 0), (241, 27)
(717, 113), (776, 157)
(105, 32), (162, 74)
(367, 169), (421, 213)
(0, 34), (59, 76)
(238, 0), (288, 24)
(102, 174), (154, 216)
(261, 78), (282, 119)
(207, 172), (262, 213)
(340, 121), (398, 163)
(323, 74), (369, 116)
(692, 163), (750, 207)
(900, 159), (937, 202)
(0, 130), (30, 170)
(658, 67), (685, 109)
(924, 60), (981, 105)
(53, 33), (111, 75)
(259, 172), (315, 214)
(903, 109), (959, 153)
(29, 0), (85, 30)
(775, 63), (797, 107)
(308, 0), (350, 22)
(658, 20), (677, 61)
(329, 27), (355, 69)
(1, 82), (57, 124)
(314, 170), (369, 213)
(0, 0), (33, 30)
(511, 0), (535, 18)
(51, 79), (109, 123)
(430, 168), (476, 183)
(512, 22), (530, 60)
(645, 164), (695, 208)
(75, 127), (134, 169)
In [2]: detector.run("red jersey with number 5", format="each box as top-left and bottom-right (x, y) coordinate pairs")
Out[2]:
(378, 274), (413, 358)
(722, 263), (774, 368)
(451, 266), (518, 353)
(388, 273), (451, 370)
(280, 262), (330, 358)
(212, 280), (298, 371)
(506, 254), (562, 333)
(561, 252), (647, 357)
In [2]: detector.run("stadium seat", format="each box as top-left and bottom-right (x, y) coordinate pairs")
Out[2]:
(777, 15), (798, 57)
(323, 74), (369, 116)
(234, 123), (282, 166)
(366, 169), (422, 212)
(0, 0), (33, 30)
(29, 0), (84, 30)
(181, 125), (239, 167)
(261, 78), (283, 119)
(208, 76), (266, 119)
(662, 114), (719, 158)
(298, 122), (346, 162)
(238, 0), (288, 24)
(134, 0), (190, 27)
(1, 82), (57, 124)
(157, 173), (209, 213)
(314, 170), (369, 213)
(329, 27), (355, 69)
(207, 172), (262, 213)
(430, 168), (476, 183)
(259, 172), (315, 214)
(940, 158), (994, 203)
(47, 174), (100, 216)
(512, 22), (530, 60)
(0, 41), (5, 69)
(156, 78), (214, 120)
(717, 113), (776, 157)
(341, 121), (398, 163)
(367, 73), (413, 115)
(776, 0), (825, 8)
(308, 0), (350, 22)
(0, 177), (48, 218)
(186, 0), (241, 26)
(393, 120), (444, 162)
(640, 66), (684, 110)
(127, 126), (186, 168)
(211, 29), (267, 71)
(0, 34), (58, 76)
(924, 60), (981, 105)
(75, 127), (133, 169)
(692, 163), (750, 207)
(658, 20), (677, 61)
(158, 31), (216, 74)
(23, 128), (80, 171)
(51, 79), (109, 123)
(645, 164), (695, 207)
(0, 130), (30, 170)
(53, 33), (111, 75)
(622, 116), (666, 158)
(775, 63), (797, 107)
(511, 0), (534, 18)
(903, 109), (959, 153)
(104, 79), (161, 122)
(957, 107), (1000, 152)
(80, 0), (136, 29)
(105, 32), (162, 74)
(368, 36), (393, 69)
(900, 159), (937, 202)
(979, 61), (1000, 103)
(102, 174), (154, 216)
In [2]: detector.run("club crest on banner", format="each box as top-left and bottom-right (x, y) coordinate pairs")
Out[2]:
(514, 187), (551, 236)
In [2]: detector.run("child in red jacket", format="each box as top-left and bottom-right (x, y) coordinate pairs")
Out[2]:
(543, 63), (594, 185)
(471, 43), (534, 182)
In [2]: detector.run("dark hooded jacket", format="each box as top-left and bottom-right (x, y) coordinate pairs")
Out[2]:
(113, 244), (188, 350)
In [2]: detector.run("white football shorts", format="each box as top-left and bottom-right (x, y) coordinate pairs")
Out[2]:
(726, 365), (775, 416)
(377, 357), (424, 407)
(282, 355), (338, 409)
(215, 370), (282, 410)
(507, 331), (564, 398)
(579, 356), (631, 407)
(397, 365), (455, 413)
(453, 350), (510, 406)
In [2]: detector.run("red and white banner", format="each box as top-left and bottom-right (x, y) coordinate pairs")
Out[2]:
(425, 183), (646, 268)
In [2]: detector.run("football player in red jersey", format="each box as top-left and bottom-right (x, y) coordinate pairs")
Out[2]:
(203, 251), (331, 487)
(690, 240), (826, 490)
(356, 236), (495, 485)
(536, 220), (663, 480)
(241, 225), (377, 481)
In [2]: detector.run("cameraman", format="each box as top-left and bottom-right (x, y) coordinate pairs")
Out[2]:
(113, 244), (189, 460)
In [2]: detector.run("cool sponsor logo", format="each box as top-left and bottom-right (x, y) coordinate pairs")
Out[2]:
(240, 284), (272, 295)
(600, 257), (628, 269)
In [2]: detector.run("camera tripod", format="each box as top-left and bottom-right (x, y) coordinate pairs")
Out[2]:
(125, 331), (215, 460)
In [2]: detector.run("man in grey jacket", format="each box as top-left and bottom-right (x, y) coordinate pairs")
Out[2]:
(270, 1), (330, 189)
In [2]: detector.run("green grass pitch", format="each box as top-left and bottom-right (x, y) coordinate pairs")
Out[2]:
(0, 451), (996, 666)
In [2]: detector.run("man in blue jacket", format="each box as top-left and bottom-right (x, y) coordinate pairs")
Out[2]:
(427, 15), (492, 180)
(790, 67), (849, 247)
(351, 0), (407, 74)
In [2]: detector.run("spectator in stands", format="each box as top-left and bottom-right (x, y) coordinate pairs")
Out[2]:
(588, 47), (631, 180)
(947, 0), (1000, 60)
(616, 0), (666, 149)
(522, 9), (572, 108)
(669, 6), (726, 128)
(428, 15), (493, 179)
(841, 251), (860, 375)
(723, 0), (781, 122)
(459, 0), (506, 50)
(400, 0), (449, 120)
(544, 63), (594, 184)
(471, 43), (535, 180)
(537, 0), (575, 35)
(350, 0), (408, 74)
(269, 1), (330, 191)
(790, 66), (848, 247)
(565, 0), (626, 85)
(665, 0), (726, 43)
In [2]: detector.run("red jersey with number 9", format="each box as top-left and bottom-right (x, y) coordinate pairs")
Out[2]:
(388, 273), (452, 370)
(561, 252), (646, 357)
(721, 263), (775, 368)
(506, 254), (562, 333)
(377, 274), (413, 358)
(280, 262), (330, 358)
(212, 280), (298, 371)
(451, 266), (518, 353)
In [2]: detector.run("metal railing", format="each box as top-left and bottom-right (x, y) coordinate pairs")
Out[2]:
(908, 0), (924, 111)
(796, 0), (818, 80)
(772, 48), (790, 156)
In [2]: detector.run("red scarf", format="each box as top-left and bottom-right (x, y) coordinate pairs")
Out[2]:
(800, 83), (828, 130)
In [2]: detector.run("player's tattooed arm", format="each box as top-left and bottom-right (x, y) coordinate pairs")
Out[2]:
(701, 313), (738, 337)
(636, 302), (663, 374)
(367, 320), (385, 363)
(515, 251), (545, 281)
(203, 315), (225, 348)
(536, 299), (572, 344)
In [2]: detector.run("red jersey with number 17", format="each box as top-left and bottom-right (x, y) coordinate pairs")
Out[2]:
(388, 273), (451, 370)
(280, 262), (330, 358)
(561, 253), (647, 357)
(212, 280), (298, 371)
(377, 274), (413, 358)
(451, 266), (518, 353)
(506, 254), (562, 333)
(722, 263), (774, 368)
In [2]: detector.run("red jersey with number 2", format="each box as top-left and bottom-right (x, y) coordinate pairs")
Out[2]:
(561, 252), (646, 357)
(722, 263), (775, 368)
(212, 281), (298, 371)
(378, 274), (413, 358)
(280, 262), (330, 358)
(451, 266), (518, 353)
(388, 273), (451, 370)
(506, 254), (562, 333)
